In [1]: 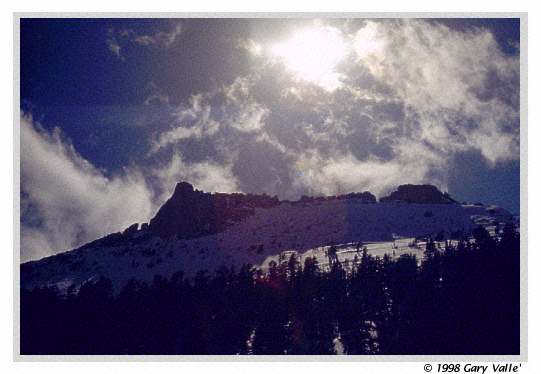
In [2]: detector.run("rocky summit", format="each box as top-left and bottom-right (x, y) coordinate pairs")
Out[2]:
(148, 182), (281, 239)
(380, 184), (458, 204)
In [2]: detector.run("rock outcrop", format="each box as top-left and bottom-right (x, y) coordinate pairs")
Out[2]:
(338, 191), (377, 203)
(148, 182), (280, 238)
(379, 184), (457, 204)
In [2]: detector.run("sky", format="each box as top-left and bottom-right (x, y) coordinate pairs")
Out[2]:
(20, 18), (520, 261)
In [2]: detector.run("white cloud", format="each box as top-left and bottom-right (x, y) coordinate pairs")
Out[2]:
(133, 23), (182, 48)
(290, 138), (446, 198)
(20, 115), (156, 262)
(353, 21), (386, 61)
(153, 153), (240, 202)
(152, 126), (203, 149)
(149, 83), (269, 155)
(107, 22), (183, 59)
(149, 95), (220, 153)
(229, 103), (269, 133)
(106, 33), (123, 60)
(351, 20), (519, 164)
(237, 38), (263, 56)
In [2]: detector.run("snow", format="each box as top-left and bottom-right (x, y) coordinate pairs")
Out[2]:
(21, 199), (515, 292)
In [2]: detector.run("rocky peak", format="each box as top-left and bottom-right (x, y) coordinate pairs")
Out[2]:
(379, 184), (457, 204)
(172, 181), (195, 198)
(148, 182), (210, 238)
(148, 182), (281, 239)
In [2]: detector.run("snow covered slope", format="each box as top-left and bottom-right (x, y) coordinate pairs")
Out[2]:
(21, 184), (515, 292)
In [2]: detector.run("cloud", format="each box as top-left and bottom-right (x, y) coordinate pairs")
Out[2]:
(20, 115), (156, 262)
(350, 20), (519, 164)
(144, 81), (170, 106)
(149, 83), (269, 154)
(290, 140), (447, 198)
(106, 32), (123, 60)
(152, 153), (240, 202)
(149, 94), (220, 154)
(150, 19), (518, 201)
(132, 23), (182, 48)
(229, 102), (269, 133)
(107, 22), (183, 59)
(237, 38), (263, 56)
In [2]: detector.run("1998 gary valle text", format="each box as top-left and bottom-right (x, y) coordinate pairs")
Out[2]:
(424, 364), (523, 373)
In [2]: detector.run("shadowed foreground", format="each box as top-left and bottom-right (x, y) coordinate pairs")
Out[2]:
(21, 225), (519, 355)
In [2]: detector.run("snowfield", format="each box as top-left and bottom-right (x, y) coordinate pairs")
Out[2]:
(21, 199), (515, 292)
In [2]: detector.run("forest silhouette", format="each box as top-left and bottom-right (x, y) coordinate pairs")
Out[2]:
(21, 224), (520, 355)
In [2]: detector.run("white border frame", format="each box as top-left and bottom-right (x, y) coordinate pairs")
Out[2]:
(12, 12), (528, 362)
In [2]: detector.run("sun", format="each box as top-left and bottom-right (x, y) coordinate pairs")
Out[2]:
(270, 26), (348, 91)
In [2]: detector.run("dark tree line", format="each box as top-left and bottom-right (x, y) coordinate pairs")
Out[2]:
(21, 224), (520, 355)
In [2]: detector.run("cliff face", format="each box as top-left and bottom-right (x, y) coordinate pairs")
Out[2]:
(148, 183), (456, 238)
(380, 184), (457, 204)
(148, 182), (280, 238)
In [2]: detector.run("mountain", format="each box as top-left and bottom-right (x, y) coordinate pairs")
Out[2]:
(20, 183), (515, 292)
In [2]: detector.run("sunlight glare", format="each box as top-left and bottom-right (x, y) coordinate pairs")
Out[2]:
(271, 26), (348, 91)
(353, 22), (386, 75)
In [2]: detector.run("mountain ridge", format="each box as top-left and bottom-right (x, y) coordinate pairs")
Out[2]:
(21, 183), (515, 292)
